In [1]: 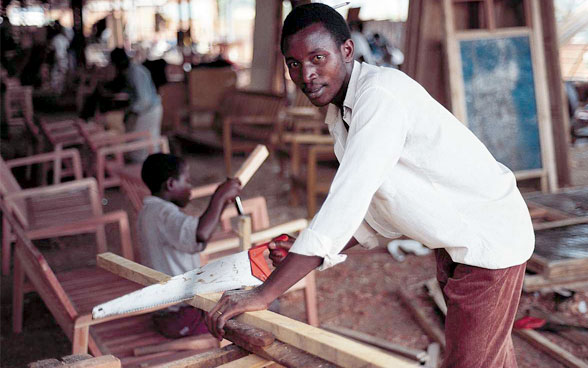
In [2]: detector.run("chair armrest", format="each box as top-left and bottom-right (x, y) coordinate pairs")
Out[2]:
(281, 133), (334, 145)
(97, 137), (170, 158)
(4, 177), (99, 201)
(225, 116), (277, 125)
(92, 130), (153, 150)
(6, 149), (84, 181)
(24, 210), (134, 261)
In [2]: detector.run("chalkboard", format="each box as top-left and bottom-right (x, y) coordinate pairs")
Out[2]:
(459, 35), (542, 172)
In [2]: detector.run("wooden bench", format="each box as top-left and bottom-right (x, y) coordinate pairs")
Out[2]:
(5, 201), (221, 367)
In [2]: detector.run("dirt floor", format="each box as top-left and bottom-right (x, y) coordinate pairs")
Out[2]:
(1, 137), (588, 367)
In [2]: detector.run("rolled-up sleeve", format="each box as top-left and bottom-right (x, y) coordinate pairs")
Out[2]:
(289, 86), (409, 270)
(158, 208), (204, 254)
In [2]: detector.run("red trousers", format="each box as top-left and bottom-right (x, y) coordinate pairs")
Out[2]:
(435, 249), (526, 368)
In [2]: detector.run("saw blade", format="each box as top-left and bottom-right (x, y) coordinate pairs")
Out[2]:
(92, 250), (262, 319)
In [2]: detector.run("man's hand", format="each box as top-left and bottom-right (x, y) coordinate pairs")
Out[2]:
(268, 234), (294, 267)
(205, 288), (270, 340)
(215, 178), (242, 205)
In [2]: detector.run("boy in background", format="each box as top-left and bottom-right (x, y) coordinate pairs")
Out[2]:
(139, 153), (241, 337)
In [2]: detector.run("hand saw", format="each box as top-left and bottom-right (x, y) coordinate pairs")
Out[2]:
(92, 236), (288, 319)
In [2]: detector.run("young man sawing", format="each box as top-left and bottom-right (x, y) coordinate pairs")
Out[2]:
(205, 4), (534, 367)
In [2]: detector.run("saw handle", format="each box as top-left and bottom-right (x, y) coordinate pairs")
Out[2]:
(248, 235), (290, 281)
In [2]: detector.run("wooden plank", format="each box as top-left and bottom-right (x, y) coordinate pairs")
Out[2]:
(523, 274), (588, 292)
(321, 324), (427, 363)
(134, 335), (220, 356)
(97, 253), (416, 368)
(397, 288), (446, 349)
(514, 329), (588, 368)
(216, 354), (274, 368)
(424, 279), (447, 316)
(233, 145), (269, 186)
(533, 216), (588, 231)
(64, 355), (121, 368)
(528, 0), (557, 191)
(153, 345), (249, 368)
(425, 343), (440, 368)
(538, 0), (571, 187)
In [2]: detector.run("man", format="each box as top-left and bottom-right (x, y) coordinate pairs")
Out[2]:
(110, 48), (163, 162)
(205, 4), (534, 367)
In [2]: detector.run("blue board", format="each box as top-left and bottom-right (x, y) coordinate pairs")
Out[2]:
(459, 35), (542, 172)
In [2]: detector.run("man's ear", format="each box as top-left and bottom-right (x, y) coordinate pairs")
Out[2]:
(341, 38), (354, 63)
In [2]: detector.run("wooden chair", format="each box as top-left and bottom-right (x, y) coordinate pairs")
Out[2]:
(174, 66), (237, 135)
(4, 201), (220, 367)
(116, 167), (319, 326)
(76, 121), (170, 196)
(221, 90), (287, 174)
(292, 142), (337, 218)
(1, 150), (114, 275)
(3, 84), (43, 177)
(40, 117), (91, 150)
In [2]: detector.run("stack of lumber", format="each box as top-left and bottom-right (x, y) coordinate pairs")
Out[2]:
(524, 187), (588, 291)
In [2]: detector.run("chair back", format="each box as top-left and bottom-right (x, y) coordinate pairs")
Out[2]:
(189, 67), (237, 112)
(220, 90), (285, 119)
(1, 200), (78, 336)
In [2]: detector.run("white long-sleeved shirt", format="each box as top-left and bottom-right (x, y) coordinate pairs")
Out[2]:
(289, 61), (534, 270)
(138, 196), (204, 276)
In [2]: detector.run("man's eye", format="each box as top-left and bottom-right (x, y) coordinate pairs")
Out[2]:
(288, 62), (299, 68)
(314, 55), (325, 61)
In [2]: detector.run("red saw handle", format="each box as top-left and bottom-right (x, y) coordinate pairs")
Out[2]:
(248, 235), (290, 281)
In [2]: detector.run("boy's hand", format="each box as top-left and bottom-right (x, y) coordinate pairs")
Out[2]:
(268, 234), (294, 267)
(215, 178), (242, 205)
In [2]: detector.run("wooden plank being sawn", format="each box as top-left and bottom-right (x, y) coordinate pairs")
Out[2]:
(97, 253), (416, 368)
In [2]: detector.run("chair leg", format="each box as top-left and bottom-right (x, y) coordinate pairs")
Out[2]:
(95, 226), (107, 254)
(303, 271), (319, 327)
(72, 326), (90, 354)
(2, 217), (12, 276)
(12, 256), (24, 333)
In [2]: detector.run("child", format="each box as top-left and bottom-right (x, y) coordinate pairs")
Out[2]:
(138, 153), (241, 338)
(206, 4), (534, 367)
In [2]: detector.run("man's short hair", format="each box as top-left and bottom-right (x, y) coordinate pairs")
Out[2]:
(110, 47), (130, 69)
(141, 153), (186, 194)
(280, 3), (351, 55)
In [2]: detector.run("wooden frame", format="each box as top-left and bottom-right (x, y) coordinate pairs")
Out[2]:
(443, 0), (557, 192)
(97, 253), (415, 367)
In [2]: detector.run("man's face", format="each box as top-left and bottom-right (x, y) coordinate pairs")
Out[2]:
(284, 23), (354, 107)
(168, 165), (192, 208)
